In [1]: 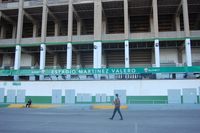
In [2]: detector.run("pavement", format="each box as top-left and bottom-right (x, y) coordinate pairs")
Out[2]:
(0, 107), (200, 133)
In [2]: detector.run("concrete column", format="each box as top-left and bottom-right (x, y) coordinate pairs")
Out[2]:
(40, 0), (48, 80)
(41, 0), (48, 43)
(67, 43), (72, 69)
(77, 20), (82, 35)
(33, 24), (38, 38)
(94, 0), (102, 41)
(150, 16), (154, 33)
(14, 45), (21, 70)
(153, 0), (159, 38)
(124, 0), (129, 40)
(39, 44), (46, 80)
(16, 0), (24, 44)
(102, 51), (106, 67)
(125, 40), (129, 68)
(182, 0), (190, 37)
(176, 16), (181, 32)
(53, 54), (58, 67)
(39, 44), (46, 70)
(12, 25), (17, 39)
(14, 0), (24, 81)
(102, 19), (106, 34)
(54, 22), (60, 36)
(14, 45), (21, 80)
(0, 24), (6, 38)
(154, 39), (160, 67)
(93, 0), (102, 69)
(76, 52), (81, 68)
(68, 0), (73, 42)
(176, 16), (181, 37)
(185, 38), (192, 66)
(93, 42), (102, 68)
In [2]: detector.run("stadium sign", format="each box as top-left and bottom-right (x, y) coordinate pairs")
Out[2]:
(0, 66), (200, 76)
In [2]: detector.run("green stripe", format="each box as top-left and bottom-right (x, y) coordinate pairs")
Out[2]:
(127, 96), (168, 104)
(1, 96), (199, 104)
(0, 104), (9, 108)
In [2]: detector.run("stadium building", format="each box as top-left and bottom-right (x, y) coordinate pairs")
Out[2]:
(0, 0), (200, 104)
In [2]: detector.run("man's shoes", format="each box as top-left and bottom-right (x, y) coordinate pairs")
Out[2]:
(120, 118), (123, 120)
(109, 118), (113, 120)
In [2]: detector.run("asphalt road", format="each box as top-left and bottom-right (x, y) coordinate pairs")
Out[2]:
(0, 108), (200, 133)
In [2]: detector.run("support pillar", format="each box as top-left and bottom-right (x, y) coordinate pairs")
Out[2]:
(176, 16), (181, 37)
(67, 43), (72, 69)
(185, 38), (192, 66)
(14, 0), (24, 81)
(153, 0), (159, 38)
(124, 0), (129, 40)
(150, 16), (154, 33)
(40, 0), (48, 80)
(39, 44), (46, 80)
(67, 0), (73, 42)
(0, 24), (5, 39)
(77, 20), (81, 35)
(125, 40), (129, 68)
(76, 52), (81, 68)
(54, 22), (60, 36)
(93, 0), (102, 69)
(182, 0), (190, 37)
(33, 24), (38, 38)
(12, 25), (17, 39)
(154, 39), (160, 67)
(14, 45), (21, 80)
(93, 41), (102, 68)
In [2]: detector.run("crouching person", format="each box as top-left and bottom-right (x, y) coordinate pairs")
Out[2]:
(26, 99), (32, 108)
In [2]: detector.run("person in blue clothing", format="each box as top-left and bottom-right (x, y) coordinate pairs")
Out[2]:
(109, 94), (123, 120)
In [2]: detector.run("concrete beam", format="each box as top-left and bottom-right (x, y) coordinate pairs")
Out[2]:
(24, 10), (37, 24)
(0, 11), (15, 24)
(175, 1), (183, 17)
(73, 6), (80, 21)
(48, 8), (59, 23)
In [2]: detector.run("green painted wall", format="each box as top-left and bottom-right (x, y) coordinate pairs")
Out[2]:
(127, 96), (168, 104)
(2, 96), (200, 104)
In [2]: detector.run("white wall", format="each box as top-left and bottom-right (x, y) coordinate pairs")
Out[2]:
(191, 48), (200, 62)
(160, 49), (178, 63)
(21, 54), (32, 67)
(0, 80), (200, 96)
(2, 54), (12, 66)
(182, 48), (200, 64)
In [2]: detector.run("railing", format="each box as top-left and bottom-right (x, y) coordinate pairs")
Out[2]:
(0, 2), (18, 9)
(47, 0), (69, 5)
(26, 0), (43, 7)
(128, 100), (168, 104)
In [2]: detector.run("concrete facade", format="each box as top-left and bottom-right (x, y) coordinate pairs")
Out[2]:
(0, 0), (200, 81)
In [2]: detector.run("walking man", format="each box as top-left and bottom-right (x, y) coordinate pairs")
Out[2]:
(110, 94), (123, 120)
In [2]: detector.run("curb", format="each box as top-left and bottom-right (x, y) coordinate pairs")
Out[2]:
(7, 104), (60, 109)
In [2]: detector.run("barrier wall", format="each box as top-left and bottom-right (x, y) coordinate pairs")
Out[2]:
(0, 80), (199, 104)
